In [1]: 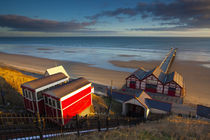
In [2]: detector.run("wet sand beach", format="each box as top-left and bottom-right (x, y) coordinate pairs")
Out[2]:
(0, 52), (210, 106)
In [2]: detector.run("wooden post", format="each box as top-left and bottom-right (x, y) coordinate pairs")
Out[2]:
(61, 124), (63, 136)
(1, 91), (5, 105)
(106, 115), (109, 131)
(128, 117), (131, 127)
(76, 115), (80, 136)
(107, 80), (113, 115)
(37, 112), (43, 140)
(97, 115), (101, 132)
(117, 116), (120, 127)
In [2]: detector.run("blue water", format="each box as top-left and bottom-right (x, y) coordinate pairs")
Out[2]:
(0, 37), (210, 72)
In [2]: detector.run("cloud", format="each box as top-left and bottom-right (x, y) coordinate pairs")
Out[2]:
(86, 7), (138, 20)
(128, 26), (189, 31)
(0, 15), (96, 32)
(87, 0), (210, 29)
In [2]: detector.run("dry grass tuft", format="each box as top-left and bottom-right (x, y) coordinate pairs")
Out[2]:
(0, 66), (36, 95)
(0, 66), (36, 107)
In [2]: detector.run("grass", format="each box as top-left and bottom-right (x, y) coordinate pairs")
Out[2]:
(102, 96), (122, 114)
(91, 94), (122, 115)
(92, 94), (111, 114)
(0, 66), (36, 107)
(52, 115), (210, 140)
(0, 66), (36, 95)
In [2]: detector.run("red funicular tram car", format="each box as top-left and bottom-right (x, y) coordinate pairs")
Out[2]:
(21, 73), (69, 115)
(42, 77), (93, 125)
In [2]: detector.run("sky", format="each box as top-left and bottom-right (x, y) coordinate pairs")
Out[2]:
(0, 0), (210, 37)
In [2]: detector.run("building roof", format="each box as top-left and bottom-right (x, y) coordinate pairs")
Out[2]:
(108, 90), (151, 108)
(196, 105), (210, 119)
(108, 91), (134, 102)
(109, 90), (171, 112)
(131, 67), (156, 80)
(145, 99), (172, 112)
(165, 71), (184, 87)
(152, 67), (166, 83)
(129, 66), (184, 88)
(135, 91), (152, 109)
(45, 65), (69, 78)
(45, 77), (91, 98)
(22, 72), (68, 89)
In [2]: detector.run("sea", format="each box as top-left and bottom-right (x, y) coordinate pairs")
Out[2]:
(0, 37), (210, 72)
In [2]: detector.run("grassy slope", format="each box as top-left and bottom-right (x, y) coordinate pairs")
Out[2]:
(0, 66), (36, 94)
(0, 67), (36, 107)
(54, 116), (210, 140)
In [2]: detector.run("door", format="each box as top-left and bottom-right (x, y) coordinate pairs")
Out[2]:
(168, 87), (176, 96)
(130, 81), (136, 89)
(146, 84), (157, 93)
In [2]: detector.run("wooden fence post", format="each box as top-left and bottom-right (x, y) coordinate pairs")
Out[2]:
(106, 115), (109, 131)
(76, 115), (80, 136)
(37, 112), (43, 140)
(97, 115), (101, 131)
(128, 118), (130, 127)
(117, 116), (120, 127)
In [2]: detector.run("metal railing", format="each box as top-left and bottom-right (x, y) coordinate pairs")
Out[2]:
(0, 113), (147, 139)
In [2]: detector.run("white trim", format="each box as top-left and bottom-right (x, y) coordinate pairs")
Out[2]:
(55, 101), (59, 122)
(35, 92), (39, 113)
(60, 99), (64, 125)
(35, 78), (69, 92)
(27, 108), (34, 113)
(45, 103), (61, 110)
(91, 87), (94, 94)
(63, 92), (91, 111)
(61, 84), (91, 101)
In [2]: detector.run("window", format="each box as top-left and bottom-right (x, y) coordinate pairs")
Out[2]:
(48, 98), (52, 106)
(44, 96), (48, 104)
(57, 101), (60, 109)
(146, 84), (157, 89)
(147, 79), (157, 85)
(169, 87), (176, 91)
(52, 99), (56, 107)
(26, 90), (28, 98)
(170, 82), (176, 88)
(32, 93), (35, 100)
(130, 81), (136, 84)
(28, 91), (32, 99)
(127, 80), (130, 87)
(37, 92), (43, 100)
(23, 89), (26, 97)
(176, 87), (180, 94)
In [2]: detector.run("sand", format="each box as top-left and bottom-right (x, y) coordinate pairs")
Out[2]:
(0, 52), (209, 106)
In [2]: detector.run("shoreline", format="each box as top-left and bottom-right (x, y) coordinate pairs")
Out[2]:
(0, 52), (210, 106)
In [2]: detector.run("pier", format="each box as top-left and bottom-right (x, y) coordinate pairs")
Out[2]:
(159, 48), (177, 73)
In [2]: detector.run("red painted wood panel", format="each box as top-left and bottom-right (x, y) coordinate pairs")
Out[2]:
(145, 87), (157, 93)
(168, 90), (176, 96)
(42, 93), (60, 100)
(130, 82), (136, 89)
(24, 98), (34, 113)
(38, 100), (45, 115)
(63, 94), (91, 125)
(61, 86), (91, 108)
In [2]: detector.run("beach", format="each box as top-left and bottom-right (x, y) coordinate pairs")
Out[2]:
(0, 52), (210, 106)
